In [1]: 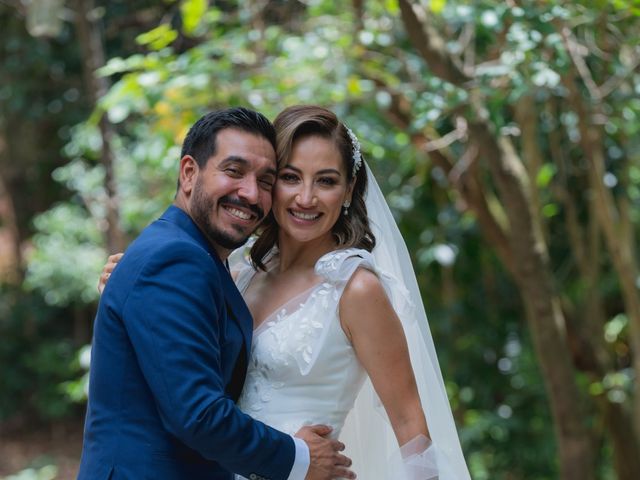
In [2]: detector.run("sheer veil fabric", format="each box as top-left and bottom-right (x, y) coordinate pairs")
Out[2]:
(336, 163), (470, 479)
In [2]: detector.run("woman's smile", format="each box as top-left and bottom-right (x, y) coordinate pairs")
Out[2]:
(288, 208), (323, 222)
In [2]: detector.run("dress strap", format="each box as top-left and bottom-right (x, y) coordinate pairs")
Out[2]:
(314, 248), (375, 285)
(232, 260), (257, 294)
(315, 248), (413, 316)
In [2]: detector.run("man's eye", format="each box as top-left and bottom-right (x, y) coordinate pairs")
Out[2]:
(225, 168), (242, 176)
(259, 179), (275, 190)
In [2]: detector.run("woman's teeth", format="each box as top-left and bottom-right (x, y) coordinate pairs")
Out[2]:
(291, 210), (320, 220)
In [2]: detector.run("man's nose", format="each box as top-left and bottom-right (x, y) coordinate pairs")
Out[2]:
(237, 176), (259, 204)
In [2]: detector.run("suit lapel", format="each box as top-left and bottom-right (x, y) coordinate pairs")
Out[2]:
(216, 264), (253, 366)
(159, 206), (253, 365)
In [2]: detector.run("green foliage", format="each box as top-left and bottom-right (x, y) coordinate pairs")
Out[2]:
(60, 345), (91, 403)
(0, 1), (179, 432)
(1, 464), (57, 480)
(0, 284), (83, 421)
(9, 0), (640, 477)
(25, 204), (105, 306)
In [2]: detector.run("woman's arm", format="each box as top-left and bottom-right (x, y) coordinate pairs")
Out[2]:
(97, 253), (124, 293)
(339, 267), (430, 446)
(101, 253), (243, 289)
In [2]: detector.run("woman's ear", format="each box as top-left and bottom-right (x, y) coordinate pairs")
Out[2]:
(345, 178), (356, 205)
(178, 155), (198, 197)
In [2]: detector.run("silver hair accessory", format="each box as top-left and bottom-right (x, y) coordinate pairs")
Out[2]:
(345, 126), (362, 178)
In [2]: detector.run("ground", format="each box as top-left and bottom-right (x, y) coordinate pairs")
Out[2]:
(0, 419), (82, 480)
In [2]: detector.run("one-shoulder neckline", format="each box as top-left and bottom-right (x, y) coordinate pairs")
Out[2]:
(240, 248), (360, 334)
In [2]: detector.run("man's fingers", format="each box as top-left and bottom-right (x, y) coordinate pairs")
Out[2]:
(334, 452), (352, 466)
(330, 440), (345, 452)
(332, 466), (356, 479)
(307, 424), (333, 436)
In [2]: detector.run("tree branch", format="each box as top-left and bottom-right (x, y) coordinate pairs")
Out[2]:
(600, 54), (640, 98)
(397, 0), (470, 86)
(560, 25), (602, 101)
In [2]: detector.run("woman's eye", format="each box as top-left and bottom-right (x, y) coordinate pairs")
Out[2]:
(279, 173), (299, 182)
(318, 177), (337, 186)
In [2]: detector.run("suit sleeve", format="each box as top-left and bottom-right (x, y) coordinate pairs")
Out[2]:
(121, 241), (295, 479)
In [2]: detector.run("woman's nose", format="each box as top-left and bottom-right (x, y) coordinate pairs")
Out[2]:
(295, 185), (317, 207)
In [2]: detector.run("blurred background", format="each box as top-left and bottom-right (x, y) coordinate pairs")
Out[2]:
(1, 0), (639, 479)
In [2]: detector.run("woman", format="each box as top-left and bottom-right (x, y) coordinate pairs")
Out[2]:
(101, 105), (470, 479)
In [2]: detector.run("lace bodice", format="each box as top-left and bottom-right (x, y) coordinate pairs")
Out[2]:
(235, 248), (376, 438)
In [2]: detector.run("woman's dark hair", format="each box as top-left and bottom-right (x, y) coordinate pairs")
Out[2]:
(177, 107), (276, 190)
(250, 105), (375, 270)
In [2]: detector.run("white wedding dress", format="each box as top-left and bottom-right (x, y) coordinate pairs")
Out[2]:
(235, 248), (370, 440)
(233, 247), (468, 479)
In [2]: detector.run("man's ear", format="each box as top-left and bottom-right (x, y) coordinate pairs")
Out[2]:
(178, 155), (198, 197)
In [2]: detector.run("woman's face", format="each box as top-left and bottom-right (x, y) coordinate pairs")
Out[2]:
(273, 135), (353, 245)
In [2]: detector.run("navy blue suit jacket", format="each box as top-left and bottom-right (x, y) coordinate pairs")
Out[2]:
(78, 206), (295, 480)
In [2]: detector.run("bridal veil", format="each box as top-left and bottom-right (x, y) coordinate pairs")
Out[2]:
(337, 163), (470, 479)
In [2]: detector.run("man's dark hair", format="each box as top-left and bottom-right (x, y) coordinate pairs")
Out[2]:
(180, 107), (277, 169)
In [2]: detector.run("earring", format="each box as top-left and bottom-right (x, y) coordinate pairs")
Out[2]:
(342, 201), (351, 215)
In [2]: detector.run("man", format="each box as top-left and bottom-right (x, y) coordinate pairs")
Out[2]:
(78, 108), (354, 480)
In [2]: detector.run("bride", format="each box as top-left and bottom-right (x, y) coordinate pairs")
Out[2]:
(101, 105), (470, 479)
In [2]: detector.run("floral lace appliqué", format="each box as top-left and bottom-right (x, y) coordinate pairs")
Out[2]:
(239, 249), (373, 415)
(238, 282), (339, 414)
(315, 248), (361, 280)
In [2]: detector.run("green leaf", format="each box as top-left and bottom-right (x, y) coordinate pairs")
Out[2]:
(181, 0), (208, 35)
(385, 0), (400, 14)
(536, 163), (556, 188)
(541, 203), (559, 218)
(589, 381), (604, 396)
(430, 0), (447, 14)
(136, 24), (178, 50)
(347, 76), (362, 95)
(605, 314), (628, 343)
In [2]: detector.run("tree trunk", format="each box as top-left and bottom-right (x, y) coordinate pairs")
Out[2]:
(600, 399), (640, 480)
(0, 171), (22, 282)
(74, 0), (124, 254)
(563, 72), (640, 438)
(548, 95), (640, 479)
(469, 122), (596, 479)
(514, 96), (547, 242)
(0, 122), (21, 280)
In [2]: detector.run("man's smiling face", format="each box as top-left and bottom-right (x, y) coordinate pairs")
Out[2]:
(180, 128), (277, 254)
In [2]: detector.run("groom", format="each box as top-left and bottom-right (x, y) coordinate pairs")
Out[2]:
(78, 108), (354, 480)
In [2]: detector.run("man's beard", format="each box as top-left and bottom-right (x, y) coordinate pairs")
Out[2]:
(190, 180), (262, 250)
